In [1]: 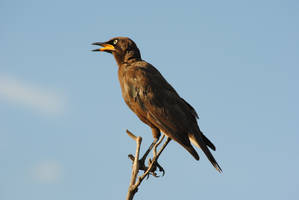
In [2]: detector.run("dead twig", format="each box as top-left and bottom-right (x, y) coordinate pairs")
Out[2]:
(126, 130), (170, 200)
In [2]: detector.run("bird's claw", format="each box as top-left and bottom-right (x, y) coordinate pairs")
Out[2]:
(128, 154), (165, 178)
(148, 158), (165, 178)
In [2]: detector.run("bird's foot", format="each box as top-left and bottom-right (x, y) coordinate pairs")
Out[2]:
(128, 154), (147, 171)
(147, 158), (165, 178)
(128, 154), (165, 178)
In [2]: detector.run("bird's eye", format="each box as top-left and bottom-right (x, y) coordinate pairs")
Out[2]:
(113, 39), (118, 45)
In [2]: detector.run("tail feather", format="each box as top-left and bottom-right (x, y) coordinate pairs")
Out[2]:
(189, 133), (222, 173)
(202, 134), (216, 151)
(184, 144), (200, 161)
(200, 141), (222, 173)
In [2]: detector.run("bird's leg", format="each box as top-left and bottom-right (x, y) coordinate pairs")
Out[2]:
(137, 138), (158, 172)
(128, 128), (161, 172)
(147, 136), (171, 177)
(137, 128), (161, 171)
(128, 129), (171, 177)
(128, 138), (162, 178)
(150, 127), (161, 157)
(153, 134), (164, 157)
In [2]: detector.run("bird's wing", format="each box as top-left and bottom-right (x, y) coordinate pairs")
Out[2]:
(123, 63), (221, 169)
(125, 63), (198, 147)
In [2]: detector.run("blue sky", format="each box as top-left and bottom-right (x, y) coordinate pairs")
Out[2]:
(1, 0), (299, 199)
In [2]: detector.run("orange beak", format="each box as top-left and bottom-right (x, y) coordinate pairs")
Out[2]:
(92, 42), (115, 52)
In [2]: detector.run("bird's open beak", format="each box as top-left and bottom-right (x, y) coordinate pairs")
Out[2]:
(92, 42), (115, 52)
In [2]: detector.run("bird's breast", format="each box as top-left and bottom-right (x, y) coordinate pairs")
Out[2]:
(119, 73), (149, 116)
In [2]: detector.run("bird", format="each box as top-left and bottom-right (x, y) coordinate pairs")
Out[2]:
(92, 37), (222, 172)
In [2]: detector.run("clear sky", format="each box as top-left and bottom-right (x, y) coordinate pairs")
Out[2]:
(1, 0), (299, 199)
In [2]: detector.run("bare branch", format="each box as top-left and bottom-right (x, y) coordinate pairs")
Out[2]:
(134, 136), (170, 186)
(126, 129), (137, 141)
(126, 130), (171, 200)
(126, 130), (142, 200)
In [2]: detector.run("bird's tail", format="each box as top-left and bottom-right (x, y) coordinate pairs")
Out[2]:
(189, 132), (222, 173)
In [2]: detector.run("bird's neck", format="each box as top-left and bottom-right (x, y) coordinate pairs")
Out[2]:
(113, 50), (141, 66)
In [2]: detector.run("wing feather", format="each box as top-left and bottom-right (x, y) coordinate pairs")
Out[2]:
(127, 64), (198, 147)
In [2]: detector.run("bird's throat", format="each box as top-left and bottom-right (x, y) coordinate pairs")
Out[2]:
(113, 50), (141, 66)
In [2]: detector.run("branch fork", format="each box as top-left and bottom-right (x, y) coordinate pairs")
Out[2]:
(126, 130), (170, 200)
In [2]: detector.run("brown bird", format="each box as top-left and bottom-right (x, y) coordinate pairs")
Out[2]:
(92, 37), (222, 172)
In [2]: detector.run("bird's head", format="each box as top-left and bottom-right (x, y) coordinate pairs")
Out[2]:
(92, 37), (141, 65)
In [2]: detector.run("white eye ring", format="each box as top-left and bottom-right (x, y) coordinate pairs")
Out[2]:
(113, 39), (118, 45)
